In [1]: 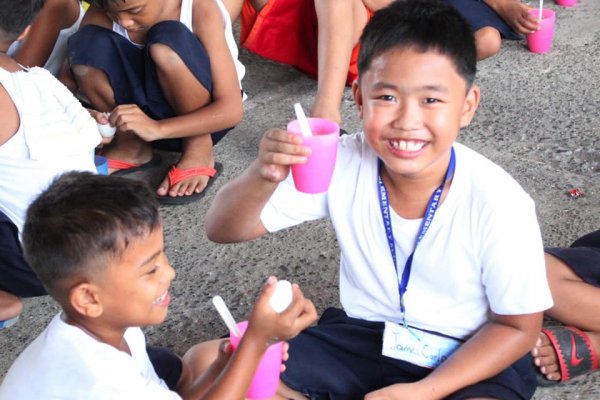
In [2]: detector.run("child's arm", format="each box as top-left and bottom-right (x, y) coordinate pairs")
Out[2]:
(205, 129), (311, 243)
(483, 0), (540, 34)
(178, 277), (318, 400)
(108, 0), (243, 141)
(12, 0), (81, 68)
(366, 312), (543, 399)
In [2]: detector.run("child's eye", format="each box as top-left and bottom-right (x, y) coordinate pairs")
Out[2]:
(424, 98), (440, 104)
(378, 95), (396, 102)
(147, 266), (158, 275)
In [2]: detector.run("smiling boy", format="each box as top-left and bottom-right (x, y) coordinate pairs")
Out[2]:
(205, 0), (552, 398)
(0, 172), (317, 399)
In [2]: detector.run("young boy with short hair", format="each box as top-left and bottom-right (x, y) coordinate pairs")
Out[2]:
(205, 0), (553, 398)
(65, 0), (245, 205)
(0, 172), (317, 399)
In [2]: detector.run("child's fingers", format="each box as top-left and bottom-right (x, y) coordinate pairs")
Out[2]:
(280, 284), (318, 333)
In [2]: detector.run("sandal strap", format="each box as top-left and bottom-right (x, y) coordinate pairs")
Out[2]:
(167, 165), (217, 188)
(107, 159), (140, 170)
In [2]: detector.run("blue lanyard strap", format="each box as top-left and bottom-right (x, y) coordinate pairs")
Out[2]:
(377, 148), (456, 318)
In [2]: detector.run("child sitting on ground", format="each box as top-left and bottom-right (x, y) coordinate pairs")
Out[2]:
(0, 171), (317, 399)
(533, 229), (600, 385)
(65, 0), (245, 205)
(0, 0), (101, 326)
(8, 0), (84, 76)
(231, 0), (539, 127)
(205, 0), (553, 398)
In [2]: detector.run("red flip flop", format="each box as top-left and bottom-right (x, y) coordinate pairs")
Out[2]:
(107, 154), (162, 176)
(157, 162), (223, 206)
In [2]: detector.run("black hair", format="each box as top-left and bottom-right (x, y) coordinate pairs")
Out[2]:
(358, 0), (476, 86)
(89, 0), (125, 10)
(22, 171), (161, 296)
(0, 0), (45, 41)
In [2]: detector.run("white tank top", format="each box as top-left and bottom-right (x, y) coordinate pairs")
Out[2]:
(112, 0), (245, 87)
(8, 2), (85, 77)
(0, 67), (98, 234)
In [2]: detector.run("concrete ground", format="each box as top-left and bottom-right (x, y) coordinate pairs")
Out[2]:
(1, 1), (599, 398)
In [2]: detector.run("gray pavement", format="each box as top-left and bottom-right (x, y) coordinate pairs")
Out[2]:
(1, 1), (599, 398)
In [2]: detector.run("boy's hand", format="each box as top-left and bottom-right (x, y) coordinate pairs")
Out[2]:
(257, 129), (312, 183)
(87, 108), (114, 145)
(245, 276), (318, 349)
(365, 382), (432, 400)
(487, 0), (540, 34)
(109, 104), (163, 141)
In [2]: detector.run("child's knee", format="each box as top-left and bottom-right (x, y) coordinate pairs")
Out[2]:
(475, 27), (501, 60)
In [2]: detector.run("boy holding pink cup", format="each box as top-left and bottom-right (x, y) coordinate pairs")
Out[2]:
(206, 0), (552, 398)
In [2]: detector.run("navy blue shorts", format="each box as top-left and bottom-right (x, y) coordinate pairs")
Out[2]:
(545, 230), (600, 287)
(282, 308), (537, 399)
(146, 345), (183, 390)
(68, 21), (232, 149)
(443, 0), (520, 39)
(0, 210), (46, 297)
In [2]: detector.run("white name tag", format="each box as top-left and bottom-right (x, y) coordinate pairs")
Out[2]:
(382, 321), (462, 369)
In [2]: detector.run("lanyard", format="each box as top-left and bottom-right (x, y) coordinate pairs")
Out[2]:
(377, 148), (456, 322)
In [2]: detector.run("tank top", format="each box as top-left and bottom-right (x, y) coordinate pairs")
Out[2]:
(8, 2), (85, 77)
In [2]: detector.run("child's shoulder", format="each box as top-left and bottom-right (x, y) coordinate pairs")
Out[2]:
(453, 142), (532, 204)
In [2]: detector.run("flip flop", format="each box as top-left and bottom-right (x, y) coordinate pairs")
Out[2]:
(107, 153), (162, 176)
(536, 325), (599, 387)
(0, 316), (19, 330)
(157, 162), (223, 206)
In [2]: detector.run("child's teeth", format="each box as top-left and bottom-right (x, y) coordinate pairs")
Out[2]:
(391, 140), (424, 151)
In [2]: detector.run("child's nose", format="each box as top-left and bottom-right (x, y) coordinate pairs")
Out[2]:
(117, 16), (135, 29)
(393, 100), (421, 130)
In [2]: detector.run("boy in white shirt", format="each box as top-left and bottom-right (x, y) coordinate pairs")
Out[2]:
(205, 0), (553, 398)
(0, 172), (317, 399)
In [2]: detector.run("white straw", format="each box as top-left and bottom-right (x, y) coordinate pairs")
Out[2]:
(538, 0), (543, 21)
(212, 295), (242, 337)
(293, 103), (312, 137)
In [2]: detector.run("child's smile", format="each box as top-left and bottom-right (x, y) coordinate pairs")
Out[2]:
(353, 46), (479, 183)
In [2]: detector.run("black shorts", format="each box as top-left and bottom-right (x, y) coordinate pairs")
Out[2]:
(443, 0), (520, 39)
(0, 210), (46, 297)
(545, 230), (600, 287)
(68, 21), (232, 149)
(146, 345), (183, 391)
(282, 308), (537, 400)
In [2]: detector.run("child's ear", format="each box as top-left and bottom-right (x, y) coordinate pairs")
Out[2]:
(69, 283), (104, 318)
(351, 80), (364, 119)
(460, 85), (480, 128)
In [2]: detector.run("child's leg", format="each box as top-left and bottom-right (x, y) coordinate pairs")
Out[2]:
(532, 253), (600, 381)
(0, 290), (22, 321)
(145, 41), (215, 198)
(474, 27), (502, 60)
(311, 0), (369, 124)
(68, 26), (155, 171)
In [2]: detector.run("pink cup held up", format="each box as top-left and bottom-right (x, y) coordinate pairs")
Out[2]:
(287, 118), (339, 194)
(526, 9), (555, 54)
(556, 0), (576, 7)
(229, 321), (283, 399)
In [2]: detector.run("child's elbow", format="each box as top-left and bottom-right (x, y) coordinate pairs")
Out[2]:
(229, 102), (243, 126)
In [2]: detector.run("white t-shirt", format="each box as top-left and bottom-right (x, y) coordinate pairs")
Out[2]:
(0, 67), (100, 234)
(0, 313), (181, 400)
(8, 2), (85, 76)
(261, 133), (553, 339)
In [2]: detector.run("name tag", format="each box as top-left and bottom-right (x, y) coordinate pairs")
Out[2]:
(382, 321), (462, 369)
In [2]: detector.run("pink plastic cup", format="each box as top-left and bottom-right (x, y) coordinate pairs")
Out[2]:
(287, 118), (339, 194)
(526, 9), (556, 54)
(556, 0), (576, 7)
(229, 321), (283, 399)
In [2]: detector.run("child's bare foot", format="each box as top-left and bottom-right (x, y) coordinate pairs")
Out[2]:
(0, 290), (22, 321)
